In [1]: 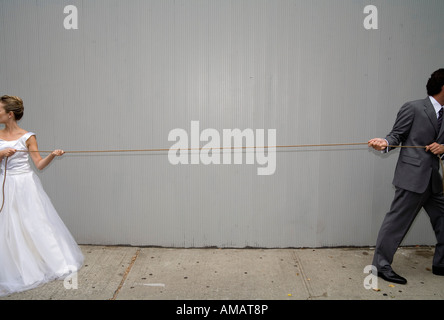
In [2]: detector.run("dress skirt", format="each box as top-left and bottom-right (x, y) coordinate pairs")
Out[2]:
(0, 171), (84, 296)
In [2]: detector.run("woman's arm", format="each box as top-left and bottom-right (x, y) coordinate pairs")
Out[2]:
(26, 135), (64, 170)
(0, 148), (17, 162)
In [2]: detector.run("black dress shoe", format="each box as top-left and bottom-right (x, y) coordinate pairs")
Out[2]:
(377, 270), (407, 284)
(432, 265), (444, 276)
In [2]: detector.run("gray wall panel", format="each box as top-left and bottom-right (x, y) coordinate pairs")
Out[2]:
(1, 0), (443, 247)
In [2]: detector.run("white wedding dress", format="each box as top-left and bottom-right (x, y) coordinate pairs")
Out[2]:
(0, 132), (84, 297)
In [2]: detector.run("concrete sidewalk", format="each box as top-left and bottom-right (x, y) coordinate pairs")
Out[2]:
(1, 245), (443, 300)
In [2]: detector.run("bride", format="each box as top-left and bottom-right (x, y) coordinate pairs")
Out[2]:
(0, 95), (84, 297)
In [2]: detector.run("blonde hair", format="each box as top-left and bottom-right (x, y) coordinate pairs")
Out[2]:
(0, 95), (24, 120)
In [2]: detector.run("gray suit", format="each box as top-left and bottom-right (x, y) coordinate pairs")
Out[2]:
(372, 97), (444, 272)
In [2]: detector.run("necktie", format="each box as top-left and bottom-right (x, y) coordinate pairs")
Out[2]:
(438, 107), (443, 132)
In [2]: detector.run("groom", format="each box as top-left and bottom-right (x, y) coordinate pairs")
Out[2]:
(368, 68), (444, 284)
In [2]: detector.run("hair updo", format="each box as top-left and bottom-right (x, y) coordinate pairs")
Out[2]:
(0, 95), (24, 121)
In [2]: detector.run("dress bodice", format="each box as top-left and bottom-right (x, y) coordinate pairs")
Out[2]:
(0, 132), (35, 175)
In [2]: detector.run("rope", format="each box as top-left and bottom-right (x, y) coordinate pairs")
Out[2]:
(0, 142), (437, 214)
(12, 142), (426, 154)
(0, 157), (7, 213)
(440, 155), (444, 192)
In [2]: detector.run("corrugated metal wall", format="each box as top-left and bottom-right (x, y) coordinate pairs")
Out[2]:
(1, 0), (443, 247)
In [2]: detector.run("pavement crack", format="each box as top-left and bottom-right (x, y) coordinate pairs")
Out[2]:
(109, 248), (141, 300)
(292, 250), (315, 299)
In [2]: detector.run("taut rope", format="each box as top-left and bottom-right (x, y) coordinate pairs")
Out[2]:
(10, 142), (426, 154)
(0, 142), (439, 213)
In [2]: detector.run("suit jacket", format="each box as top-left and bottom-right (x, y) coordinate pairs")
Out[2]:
(386, 97), (444, 194)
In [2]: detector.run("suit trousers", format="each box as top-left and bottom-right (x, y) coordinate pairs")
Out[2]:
(372, 178), (444, 272)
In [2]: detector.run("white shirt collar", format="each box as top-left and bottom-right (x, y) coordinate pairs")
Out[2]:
(429, 96), (443, 116)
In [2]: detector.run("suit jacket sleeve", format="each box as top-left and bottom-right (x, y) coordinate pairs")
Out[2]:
(385, 103), (414, 152)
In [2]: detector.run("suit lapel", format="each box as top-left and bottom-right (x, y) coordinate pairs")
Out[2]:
(424, 97), (440, 136)
(438, 117), (444, 141)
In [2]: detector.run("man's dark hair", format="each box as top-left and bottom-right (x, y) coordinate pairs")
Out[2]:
(427, 68), (444, 96)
